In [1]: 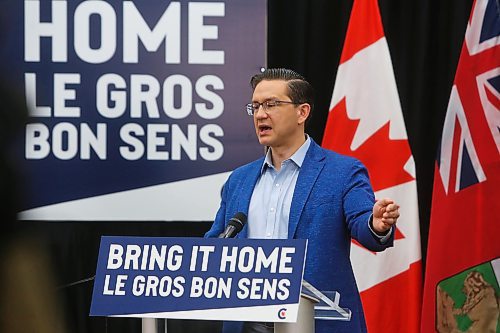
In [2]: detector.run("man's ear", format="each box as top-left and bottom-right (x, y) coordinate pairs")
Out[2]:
(297, 103), (311, 125)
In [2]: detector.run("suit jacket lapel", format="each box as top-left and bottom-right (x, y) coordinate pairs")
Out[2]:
(288, 140), (326, 238)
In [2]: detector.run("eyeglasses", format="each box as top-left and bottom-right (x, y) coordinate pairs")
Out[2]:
(245, 100), (299, 116)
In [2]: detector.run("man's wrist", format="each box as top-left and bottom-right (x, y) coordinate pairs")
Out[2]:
(368, 215), (392, 243)
(369, 215), (388, 235)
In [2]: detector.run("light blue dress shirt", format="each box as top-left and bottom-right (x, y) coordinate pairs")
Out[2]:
(247, 137), (311, 239)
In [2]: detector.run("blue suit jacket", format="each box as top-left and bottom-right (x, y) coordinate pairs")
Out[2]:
(205, 139), (394, 333)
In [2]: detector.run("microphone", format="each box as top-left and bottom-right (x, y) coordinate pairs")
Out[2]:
(218, 212), (247, 238)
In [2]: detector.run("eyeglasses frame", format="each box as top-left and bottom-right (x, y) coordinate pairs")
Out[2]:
(245, 100), (301, 116)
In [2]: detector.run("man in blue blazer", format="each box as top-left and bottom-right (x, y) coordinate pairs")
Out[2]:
(205, 68), (400, 333)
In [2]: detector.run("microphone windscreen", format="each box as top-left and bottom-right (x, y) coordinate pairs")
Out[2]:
(228, 212), (247, 232)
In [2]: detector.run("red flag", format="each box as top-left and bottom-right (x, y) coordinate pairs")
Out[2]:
(421, 0), (500, 332)
(322, 0), (422, 332)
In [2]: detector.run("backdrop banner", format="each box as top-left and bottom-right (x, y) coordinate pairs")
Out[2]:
(90, 237), (307, 322)
(0, 0), (266, 221)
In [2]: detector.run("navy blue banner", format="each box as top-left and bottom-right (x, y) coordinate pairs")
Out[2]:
(90, 237), (307, 322)
(0, 0), (266, 220)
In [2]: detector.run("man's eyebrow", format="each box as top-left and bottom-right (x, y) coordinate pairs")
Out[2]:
(252, 96), (280, 102)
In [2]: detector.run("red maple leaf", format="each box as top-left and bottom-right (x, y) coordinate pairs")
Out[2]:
(322, 97), (415, 192)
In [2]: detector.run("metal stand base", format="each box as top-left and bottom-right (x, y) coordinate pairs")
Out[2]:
(142, 319), (167, 333)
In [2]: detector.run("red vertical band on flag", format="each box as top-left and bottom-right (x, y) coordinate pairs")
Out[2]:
(361, 261), (422, 333)
(339, 0), (385, 64)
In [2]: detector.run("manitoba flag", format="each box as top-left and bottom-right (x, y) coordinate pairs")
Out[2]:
(322, 0), (422, 332)
(421, 0), (500, 332)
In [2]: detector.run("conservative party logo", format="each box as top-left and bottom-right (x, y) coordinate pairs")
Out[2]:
(277, 308), (287, 320)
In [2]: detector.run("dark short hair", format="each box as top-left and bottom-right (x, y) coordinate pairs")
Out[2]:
(250, 68), (315, 114)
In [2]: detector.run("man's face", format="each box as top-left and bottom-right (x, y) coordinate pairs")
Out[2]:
(252, 80), (302, 148)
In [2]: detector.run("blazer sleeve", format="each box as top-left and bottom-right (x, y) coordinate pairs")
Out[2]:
(343, 160), (394, 251)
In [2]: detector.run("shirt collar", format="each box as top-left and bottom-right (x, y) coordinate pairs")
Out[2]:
(261, 135), (311, 173)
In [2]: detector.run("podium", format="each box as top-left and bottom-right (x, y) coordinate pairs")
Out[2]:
(142, 280), (351, 333)
(90, 236), (351, 333)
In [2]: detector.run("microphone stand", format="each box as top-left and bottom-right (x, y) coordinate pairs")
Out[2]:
(55, 275), (95, 291)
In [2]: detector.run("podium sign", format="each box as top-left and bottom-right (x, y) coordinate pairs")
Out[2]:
(90, 237), (307, 322)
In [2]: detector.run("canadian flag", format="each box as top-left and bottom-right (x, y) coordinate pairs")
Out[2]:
(321, 0), (422, 332)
